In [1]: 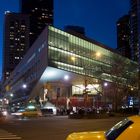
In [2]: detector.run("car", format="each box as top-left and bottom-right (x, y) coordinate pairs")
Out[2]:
(66, 115), (140, 140)
(11, 105), (42, 118)
(41, 108), (53, 116)
(22, 108), (42, 118)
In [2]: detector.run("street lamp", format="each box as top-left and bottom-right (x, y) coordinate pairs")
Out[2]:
(104, 82), (108, 87)
(64, 75), (70, 81)
(103, 82), (107, 106)
(10, 93), (14, 97)
(131, 87), (134, 91)
(22, 84), (27, 89)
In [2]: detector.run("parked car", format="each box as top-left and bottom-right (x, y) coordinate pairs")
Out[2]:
(66, 115), (140, 140)
(41, 108), (53, 116)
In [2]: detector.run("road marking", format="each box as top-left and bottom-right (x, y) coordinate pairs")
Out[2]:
(0, 129), (22, 139)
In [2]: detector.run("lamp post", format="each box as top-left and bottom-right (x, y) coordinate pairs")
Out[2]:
(21, 83), (28, 107)
(103, 82), (108, 108)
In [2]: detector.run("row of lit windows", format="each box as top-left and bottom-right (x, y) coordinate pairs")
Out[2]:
(48, 30), (112, 66)
(48, 26), (138, 83)
(48, 45), (111, 79)
(32, 7), (51, 12)
(48, 26), (135, 64)
(14, 57), (22, 60)
(49, 26), (111, 54)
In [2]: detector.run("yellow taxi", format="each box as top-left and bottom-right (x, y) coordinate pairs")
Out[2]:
(11, 105), (42, 118)
(22, 108), (42, 118)
(21, 104), (42, 118)
(66, 115), (140, 140)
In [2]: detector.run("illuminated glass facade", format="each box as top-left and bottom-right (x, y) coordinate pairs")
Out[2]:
(3, 26), (138, 109)
(48, 26), (138, 84)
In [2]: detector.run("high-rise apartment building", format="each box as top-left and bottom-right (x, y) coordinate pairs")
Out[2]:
(20, 0), (53, 46)
(2, 12), (29, 81)
(2, 0), (54, 82)
(116, 15), (131, 59)
(130, 0), (140, 62)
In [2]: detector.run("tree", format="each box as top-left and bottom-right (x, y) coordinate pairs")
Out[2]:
(98, 54), (138, 111)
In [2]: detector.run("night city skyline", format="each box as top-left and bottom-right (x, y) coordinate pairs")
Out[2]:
(0, 0), (130, 79)
(0, 1), (140, 139)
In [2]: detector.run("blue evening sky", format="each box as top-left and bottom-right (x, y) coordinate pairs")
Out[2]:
(0, 0), (130, 79)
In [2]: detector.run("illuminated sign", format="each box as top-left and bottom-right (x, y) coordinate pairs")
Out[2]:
(72, 84), (102, 95)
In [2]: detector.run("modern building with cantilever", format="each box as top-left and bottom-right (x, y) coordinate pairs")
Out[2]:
(3, 26), (138, 110)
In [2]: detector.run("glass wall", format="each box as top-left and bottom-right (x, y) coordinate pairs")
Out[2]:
(48, 26), (138, 84)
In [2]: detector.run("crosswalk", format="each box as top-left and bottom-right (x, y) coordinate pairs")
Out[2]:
(0, 129), (22, 139)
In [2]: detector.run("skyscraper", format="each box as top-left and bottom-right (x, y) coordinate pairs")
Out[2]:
(2, 12), (29, 81)
(20, 0), (53, 46)
(116, 15), (131, 59)
(130, 0), (140, 62)
(2, 0), (54, 82)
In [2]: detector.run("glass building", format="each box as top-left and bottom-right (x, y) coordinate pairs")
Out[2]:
(48, 26), (137, 84)
(3, 26), (138, 110)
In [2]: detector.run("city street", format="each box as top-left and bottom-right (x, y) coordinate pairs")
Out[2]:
(0, 0), (139, 139)
(0, 115), (125, 140)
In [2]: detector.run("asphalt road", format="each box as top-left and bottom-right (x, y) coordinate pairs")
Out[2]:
(0, 115), (125, 140)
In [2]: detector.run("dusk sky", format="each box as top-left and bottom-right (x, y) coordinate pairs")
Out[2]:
(0, 0), (130, 79)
